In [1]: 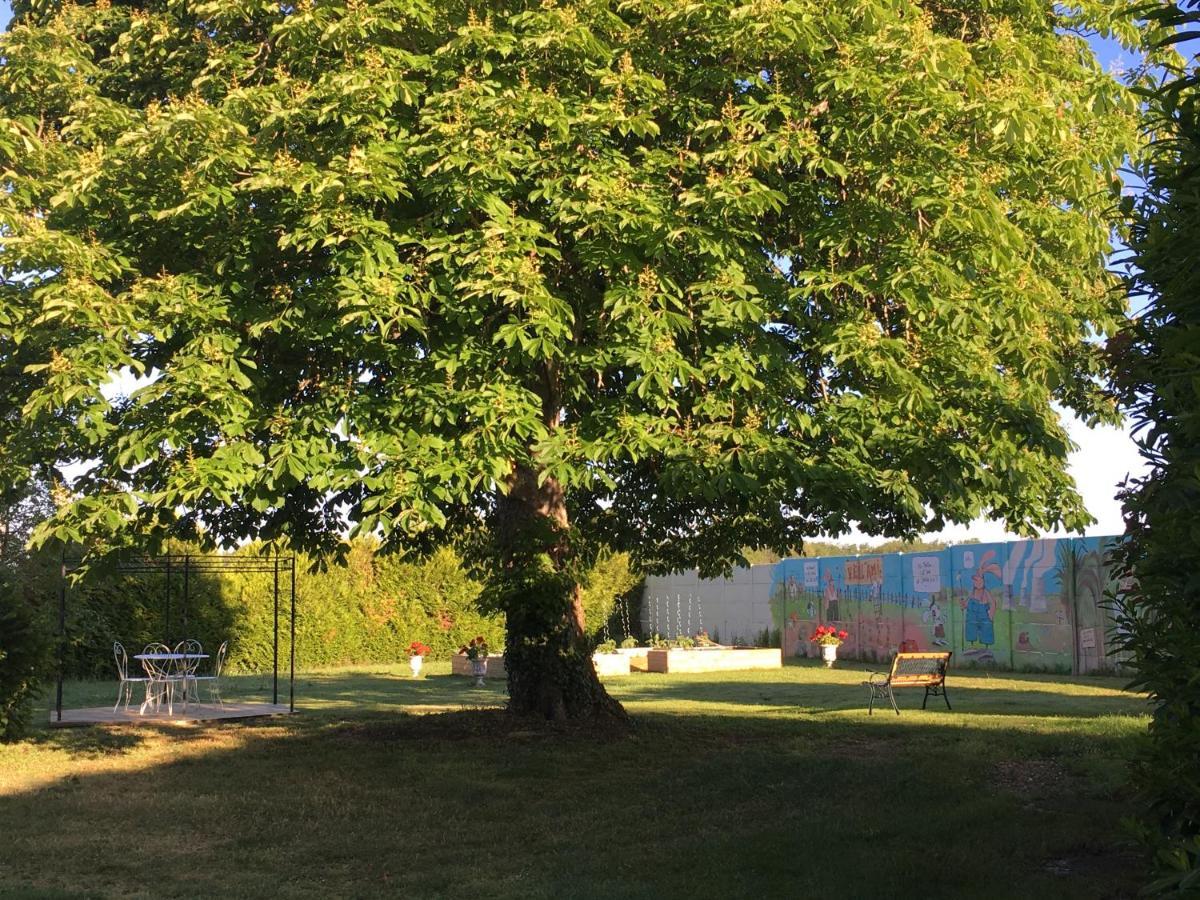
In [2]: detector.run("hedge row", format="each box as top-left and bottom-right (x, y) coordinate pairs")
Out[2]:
(57, 542), (634, 679)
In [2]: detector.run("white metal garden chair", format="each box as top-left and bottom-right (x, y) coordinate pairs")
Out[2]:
(139, 642), (182, 715)
(191, 641), (227, 708)
(173, 639), (204, 708)
(112, 642), (153, 713)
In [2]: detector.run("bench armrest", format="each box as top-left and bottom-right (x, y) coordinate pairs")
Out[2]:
(867, 672), (891, 686)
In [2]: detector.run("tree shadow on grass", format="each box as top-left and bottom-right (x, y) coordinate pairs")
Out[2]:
(782, 657), (1136, 689)
(48, 671), (509, 722)
(0, 700), (1147, 900)
(291, 674), (507, 714)
(24, 724), (151, 758)
(609, 676), (1148, 719)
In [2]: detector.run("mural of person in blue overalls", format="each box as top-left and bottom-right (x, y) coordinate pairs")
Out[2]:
(961, 550), (1001, 650)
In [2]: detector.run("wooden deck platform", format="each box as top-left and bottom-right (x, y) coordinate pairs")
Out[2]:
(48, 702), (292, 727)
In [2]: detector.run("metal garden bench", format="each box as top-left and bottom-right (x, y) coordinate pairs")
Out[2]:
(863, 651), (952, 715)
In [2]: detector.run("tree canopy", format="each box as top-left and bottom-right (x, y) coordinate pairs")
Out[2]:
(0, 0), (1151, 716)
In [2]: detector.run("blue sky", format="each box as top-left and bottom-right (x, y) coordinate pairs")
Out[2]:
(0, 1), (1164, 539)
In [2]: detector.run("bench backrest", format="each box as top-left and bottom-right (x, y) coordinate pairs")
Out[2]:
(889, 652), (952, 686)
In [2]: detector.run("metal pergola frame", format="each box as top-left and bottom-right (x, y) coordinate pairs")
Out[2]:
(55, 552), (297, 721)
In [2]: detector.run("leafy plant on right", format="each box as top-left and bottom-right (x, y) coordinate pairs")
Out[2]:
(1112, 2), (1200, 891)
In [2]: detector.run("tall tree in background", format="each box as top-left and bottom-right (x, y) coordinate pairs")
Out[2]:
(1114, 1), (1200, 890)
(0, 0), (1149, 718)
(0, 477), (53, 569)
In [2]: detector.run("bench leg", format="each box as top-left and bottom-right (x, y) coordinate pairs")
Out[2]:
(888, 685), (900, 716)
(922, 685), (952, 710)
(867, 686), (875, 716)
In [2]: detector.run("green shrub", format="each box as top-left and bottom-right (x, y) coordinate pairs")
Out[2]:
(51, 541), (635, 677)
(595, 639), (617, 654)
(218, 543), (505, 672)
(0, 586), (51, 741)
(619, 636), (638, 650)
(751, 628), (781, 649)
(578, 551), (638, 637)
(1115, 4), (1200, 889)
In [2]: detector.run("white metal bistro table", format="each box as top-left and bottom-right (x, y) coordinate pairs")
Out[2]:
(133, 652), (209, 715)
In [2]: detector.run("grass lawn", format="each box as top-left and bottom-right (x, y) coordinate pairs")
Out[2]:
(0, 660), (1149, 899)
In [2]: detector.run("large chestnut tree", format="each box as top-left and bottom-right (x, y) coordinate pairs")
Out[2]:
(0, 0), (1148, 718)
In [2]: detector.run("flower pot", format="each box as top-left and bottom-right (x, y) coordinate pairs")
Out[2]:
(409, 655), (424, 678)
(470, 658), (487, 686)
(821, 643), (838, 668)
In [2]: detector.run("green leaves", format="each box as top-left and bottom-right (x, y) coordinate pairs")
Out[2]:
(0, 0), (1150, 577)
(1111, 0), (1200, 889)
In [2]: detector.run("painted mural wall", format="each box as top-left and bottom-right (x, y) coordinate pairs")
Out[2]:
(640, 536), (1128, 674)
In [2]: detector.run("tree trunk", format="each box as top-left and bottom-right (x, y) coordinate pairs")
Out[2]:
(496, 464), (626, 722)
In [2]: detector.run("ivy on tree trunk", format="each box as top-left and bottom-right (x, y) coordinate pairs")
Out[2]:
(495, 465), (624, 720)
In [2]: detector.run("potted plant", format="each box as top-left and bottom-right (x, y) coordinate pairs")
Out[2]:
(408, 641), (430, 678)
(460, 636), (489, 685)
(810, 625), (849, 667)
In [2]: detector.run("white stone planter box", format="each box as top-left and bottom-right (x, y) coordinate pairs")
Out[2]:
(451, 654), (507, 679)
(645, 647), (782, 674)
(592, 653), (632, 677)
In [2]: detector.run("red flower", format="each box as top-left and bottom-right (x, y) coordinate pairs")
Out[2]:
(809, 625), (849, 646)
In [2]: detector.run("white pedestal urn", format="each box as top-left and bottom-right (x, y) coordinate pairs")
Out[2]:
(470, 657), (487, 686)
(409, 655), (424, 678)
(821, 644), (838, 668)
